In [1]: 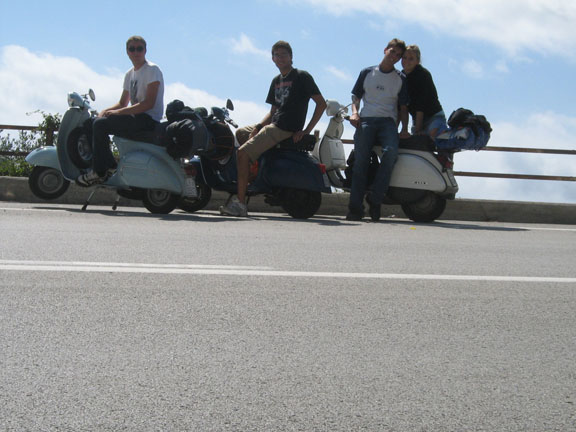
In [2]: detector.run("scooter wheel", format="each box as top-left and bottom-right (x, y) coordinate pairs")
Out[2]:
(142, 189), (179, 214)
(28, 166), (70, 200)
(66, 127), (93, 169)
(401, 192), (446, 223)
(179, 183), (212, 213)
(281, 188), (322, 219)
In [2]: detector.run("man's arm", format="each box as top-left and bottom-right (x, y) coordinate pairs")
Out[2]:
(349, 94), (361, 128)
(98, 90), (130, 118)
(249, 106), (277, 139)
(398, 105), (410, 138)
(293, 94), (327, 142)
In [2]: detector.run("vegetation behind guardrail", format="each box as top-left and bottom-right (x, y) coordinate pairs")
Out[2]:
(0, 112), (60, 176)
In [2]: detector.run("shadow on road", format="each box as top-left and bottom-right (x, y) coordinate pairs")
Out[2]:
(31, 205), (528, 231)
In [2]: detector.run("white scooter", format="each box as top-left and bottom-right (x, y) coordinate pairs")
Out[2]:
(25, 89), (210, 214)
(313, 100), (459, 222)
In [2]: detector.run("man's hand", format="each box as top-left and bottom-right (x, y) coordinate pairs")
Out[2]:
(98, 109), (122, 118)
(292, 130), (306, 143)
(349, 112), (360, 128)
(249, 127), (260, 139)
(399, 130), (411, 139)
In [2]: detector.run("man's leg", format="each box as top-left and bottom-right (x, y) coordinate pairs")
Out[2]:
(235, 124), (258, 204)
(92, 114), (155, 175)
(220, 124), (291, 216)
(348, 118), (377, 218)
(369, 117), (399, 205)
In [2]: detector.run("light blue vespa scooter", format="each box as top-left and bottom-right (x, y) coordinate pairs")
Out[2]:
(26, 90), (207, 213)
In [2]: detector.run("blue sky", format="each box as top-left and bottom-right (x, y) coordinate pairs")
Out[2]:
(1, 0), (575, 204)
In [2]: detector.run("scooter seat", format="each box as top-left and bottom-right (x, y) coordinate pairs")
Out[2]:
(399, 135), (435, 151)
(116, 122), (167, 146)
(276, 134), (316, 152)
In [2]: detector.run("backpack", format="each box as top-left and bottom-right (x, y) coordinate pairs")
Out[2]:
(164, 100), (210, 159)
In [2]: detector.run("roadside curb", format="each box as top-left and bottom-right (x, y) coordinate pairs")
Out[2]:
(1, 176), (574, 224)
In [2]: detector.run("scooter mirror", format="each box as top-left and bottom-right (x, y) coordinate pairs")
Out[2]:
(226, 99), (234, 111)
(325, 99), (343, 116)
(88, 89), (96, 101)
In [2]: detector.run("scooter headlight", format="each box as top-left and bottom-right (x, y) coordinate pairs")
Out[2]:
(67, 92), (84, 108)
(325, 100), (345, 116)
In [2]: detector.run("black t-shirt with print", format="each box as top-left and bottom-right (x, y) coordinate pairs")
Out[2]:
(266, 68), (321, 132)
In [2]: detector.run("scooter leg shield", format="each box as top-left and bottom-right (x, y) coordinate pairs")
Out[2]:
(56, 108), (90, 180)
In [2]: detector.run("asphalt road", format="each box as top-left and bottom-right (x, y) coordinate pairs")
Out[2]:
(1, 202), (575, 431)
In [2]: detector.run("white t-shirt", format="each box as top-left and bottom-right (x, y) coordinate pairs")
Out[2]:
(351, 66), (407, 121)
(123, 61), (164, 121)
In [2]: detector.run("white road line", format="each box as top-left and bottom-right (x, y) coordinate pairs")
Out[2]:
(0, 260), (574, 283)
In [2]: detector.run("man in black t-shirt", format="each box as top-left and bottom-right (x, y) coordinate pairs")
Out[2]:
(220, 40), (326, 217)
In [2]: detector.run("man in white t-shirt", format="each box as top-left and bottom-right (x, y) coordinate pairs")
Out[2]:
(347, 38), (409, 222)
(77, 35), (164, 186)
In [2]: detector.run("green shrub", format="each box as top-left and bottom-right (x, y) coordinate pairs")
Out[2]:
(0, 111), (61, 177)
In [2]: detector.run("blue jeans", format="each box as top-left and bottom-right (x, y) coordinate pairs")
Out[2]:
(349, 117), (399, 211)
(92, 113), (156, 175)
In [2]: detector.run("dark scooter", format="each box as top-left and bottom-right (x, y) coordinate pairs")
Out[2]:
(181, 101), (331, 219)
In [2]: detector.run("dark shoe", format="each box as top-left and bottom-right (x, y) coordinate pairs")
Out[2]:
(366, 194), (381, 222)
(346, 210), (363, 221)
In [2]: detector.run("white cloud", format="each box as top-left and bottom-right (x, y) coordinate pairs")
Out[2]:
(293, 0), (576, 58)
(0, 45), (268, 129)
(325, 65), (353, 81)
(1, 45), (574, 204)
(229, 33), (269, 59)
(461, 59), (485, 79)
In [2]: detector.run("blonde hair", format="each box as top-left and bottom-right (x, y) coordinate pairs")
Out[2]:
(405, 45), (421, 62)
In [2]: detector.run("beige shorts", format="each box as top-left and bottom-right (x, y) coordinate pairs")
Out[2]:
(238, 124), (293, 162)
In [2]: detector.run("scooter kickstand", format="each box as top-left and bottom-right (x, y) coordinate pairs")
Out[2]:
(82, 189), (97, 211)
(112, 194), (120, 211)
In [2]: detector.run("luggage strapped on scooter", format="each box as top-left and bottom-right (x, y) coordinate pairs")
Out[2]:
(163, 99), (234, 161)
(434, 108), (492, 151)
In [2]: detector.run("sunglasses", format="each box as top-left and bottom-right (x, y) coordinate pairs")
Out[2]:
(127, 46), (145, 53)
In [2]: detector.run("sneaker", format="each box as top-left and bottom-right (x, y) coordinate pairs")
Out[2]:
(106, 167), (117, 179)
(219, 197), (248, 217)
(76, 170), (107, 187)
(366, 194), (381, 222)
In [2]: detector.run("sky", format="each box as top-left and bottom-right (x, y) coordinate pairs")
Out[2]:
(1, 0), (575, 204)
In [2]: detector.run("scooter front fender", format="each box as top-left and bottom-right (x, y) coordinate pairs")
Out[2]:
(25, 146), (61, 171)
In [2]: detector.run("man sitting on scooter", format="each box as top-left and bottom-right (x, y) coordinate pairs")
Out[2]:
(347, 38), (410, 222)
(77, 35), (164, 186)
(219, 40), (326, 217)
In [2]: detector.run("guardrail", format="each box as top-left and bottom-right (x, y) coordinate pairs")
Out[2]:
(0, 124), (55, 152)
(340, 139), (576, 182)
(2, 125), (575, 182)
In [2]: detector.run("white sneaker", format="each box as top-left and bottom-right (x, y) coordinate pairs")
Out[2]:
(219, 197), (248, 217)
(76, 170), (106, 187)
